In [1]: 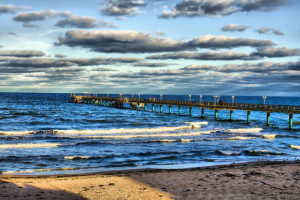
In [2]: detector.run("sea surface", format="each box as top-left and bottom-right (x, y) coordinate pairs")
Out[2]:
(0, 93), (299, 175)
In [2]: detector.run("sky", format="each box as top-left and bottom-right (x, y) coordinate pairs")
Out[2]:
(0, 0), (299, 96)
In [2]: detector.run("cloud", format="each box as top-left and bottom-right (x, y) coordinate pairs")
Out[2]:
(0, 50), (45, 57)
(221, 24), (249, 32)
(250, 47), (299, 58)
(133, 61), (173, 67)
(13, 9), (116, 29)
(55, 14), (117, 29)
(148, 47), (299, 61)
(147, 51), (258, 60)
(255, 26), (284, 35)
(190, 35), (274, 49)
(13, 9), (70, 27)
(160, 0), (290, 18)
(56, 30), (274, 53)
(101, 0), (146, 16)
(54, 54), (66, 58)
(0, 4), (27, 14)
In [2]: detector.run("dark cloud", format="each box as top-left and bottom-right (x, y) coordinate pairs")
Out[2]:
(190, 35), (274, 49)
(255, 26), (284, 35)
(91, 67), (118, 72)
(0, 4), (26, 14)
(54, 54), (66, 58)
(55, 15), (116, 29)
(250, 47), (299, 58)
(148, 47), (299, 61)
(221, 24), (249, 32)
(13, 10), (70, 27)
(147, 51), (258, 60)
(272, 29), (284, 35)
(133, 61), (173, 67)
(56, 30), (274, 53)
(0, 50), (45, 57)
(1, 58), (73, 68)
(101, 0), (146, 16)
(13, 9), (116, 29)
(160, 0), (290, 18)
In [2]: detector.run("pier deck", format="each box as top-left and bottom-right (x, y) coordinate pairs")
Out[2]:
(70, 95), (300, 128)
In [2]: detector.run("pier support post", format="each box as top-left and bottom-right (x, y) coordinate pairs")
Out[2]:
(160, 105), (163, 113)
(215, 110), (218, 120)
(289, 113), (293, 129)
(137, 103), (140, 110)
(145, 104), (148, 111)
(152, 104), (154, 112)
(189, 107), (192, 117)
(169, 105), (172, 114)
(178, 106), (182, 115)
(247, 111), (251, 123)
(230, 110), (233, 121)
(267, 112), (271, 125)
(201, 108), (205, 118)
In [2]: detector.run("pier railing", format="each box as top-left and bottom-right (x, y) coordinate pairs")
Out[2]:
(70, 95), (299, 128)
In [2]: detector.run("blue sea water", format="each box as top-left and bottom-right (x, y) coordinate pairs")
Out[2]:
(0, 92), (299, 175)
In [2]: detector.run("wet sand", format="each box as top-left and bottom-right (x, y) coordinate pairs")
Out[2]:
(1, 161), (300, 200)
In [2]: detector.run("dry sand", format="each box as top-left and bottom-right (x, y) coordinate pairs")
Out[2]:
(1, 161), (300, 200)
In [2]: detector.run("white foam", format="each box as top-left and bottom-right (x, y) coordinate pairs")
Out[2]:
(54, 126), (192, 135)
(0, 143), (61, 149)
(4, 167), (85, 174)
(84, 130), (215, 139)
(226, 136), (256, 140)
(290, 145), (300, 150)
(179, 139), (194, 142)
(226, 128), (263, 133)
(184, 122), (208, 129)
(0, 131), (33, 136)
(64, 156), (90, 160)
(262, 134), (277, 140)
(218, 150), (241, 155)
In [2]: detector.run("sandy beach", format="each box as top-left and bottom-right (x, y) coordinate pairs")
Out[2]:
(1, 161), (299, 200)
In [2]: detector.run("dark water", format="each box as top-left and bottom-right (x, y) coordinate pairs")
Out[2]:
(0, 93), (299, 175)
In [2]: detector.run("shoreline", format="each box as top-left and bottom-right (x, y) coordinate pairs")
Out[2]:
(1, 160), (300, 199)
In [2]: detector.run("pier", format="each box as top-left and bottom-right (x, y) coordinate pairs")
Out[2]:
(69, 95), (300, 129)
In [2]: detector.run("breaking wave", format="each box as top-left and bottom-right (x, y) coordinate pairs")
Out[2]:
(290, 145), (300, 150)
(262, 134), (277, 140)
(0, 143), (61, 149)
(85, 130), (215, 139)
(54, 125), (192, 135)
(64, 156), (90, 160)
(226, 128), (263, 133)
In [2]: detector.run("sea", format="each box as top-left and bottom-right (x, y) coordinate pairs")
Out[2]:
(0, 93), (299, 175)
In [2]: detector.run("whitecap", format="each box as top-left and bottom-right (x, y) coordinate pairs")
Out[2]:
(64, 156), (90, 160)
(226, 128), (263, 133)
(290, 145), (300, 149)
(54, 125), (192, 135)
(0, 143), (61, 149)
(262, 134), (277, 140)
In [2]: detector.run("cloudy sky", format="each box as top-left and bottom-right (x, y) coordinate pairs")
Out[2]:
(0, 0), (299, 96)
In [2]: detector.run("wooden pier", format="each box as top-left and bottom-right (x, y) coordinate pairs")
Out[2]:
(69, 95), (300, 129)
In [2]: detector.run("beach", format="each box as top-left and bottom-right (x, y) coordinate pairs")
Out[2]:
(1, 161), (300, 200)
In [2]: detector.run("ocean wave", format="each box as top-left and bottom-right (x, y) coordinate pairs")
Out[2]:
(244, 150), (286, 156)
(83, 130), (215, 139)
(226, 128), (263, 133)
(217, 150), (241, 155)
(0, 143), (61, 149)
(290, 145), (300, 149)
(3, 167), (91, 174)
(184, 121), (208, 129)
(226, 136), (256, 140)
(0, 131), (34, 136)
(53, 125), (192, 135)
(262, 134), (277, 140)
(64, 156), (90, 160)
